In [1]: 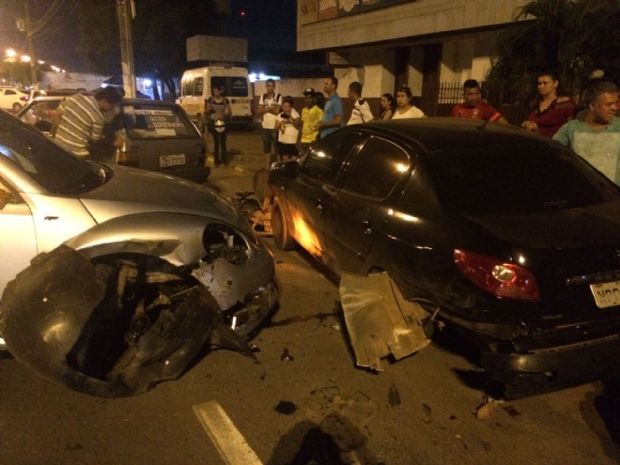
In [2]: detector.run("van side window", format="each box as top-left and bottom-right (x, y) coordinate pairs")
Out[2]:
(194, 78), (204, 96)
(182, 79), (194, 97)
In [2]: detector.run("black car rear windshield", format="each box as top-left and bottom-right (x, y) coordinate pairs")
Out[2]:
(122, 104), (197, 139)
(425, 141), (620, 215)
(0, 120), (105, 195)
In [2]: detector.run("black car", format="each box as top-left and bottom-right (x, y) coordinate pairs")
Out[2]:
(268, 118), (620, 396)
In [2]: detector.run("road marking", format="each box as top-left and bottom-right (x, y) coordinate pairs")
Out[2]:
(193, 401), (264, 465)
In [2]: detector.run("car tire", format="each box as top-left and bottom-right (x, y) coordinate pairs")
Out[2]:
(271, 200), (296, 250)
(12, 103), (22, 112)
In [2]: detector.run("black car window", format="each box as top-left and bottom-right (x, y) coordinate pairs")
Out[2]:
(425, 140), (620, 215)
(301, 132), (363, 185)
(122, 104), (198, 139)
(339, 137), (411, 199)
(0, 120), (105, 195)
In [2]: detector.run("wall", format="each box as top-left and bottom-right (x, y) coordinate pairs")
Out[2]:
(298, 0), (527, 51)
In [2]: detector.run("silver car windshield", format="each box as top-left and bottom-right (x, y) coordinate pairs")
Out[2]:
(0, 117), (106, 195)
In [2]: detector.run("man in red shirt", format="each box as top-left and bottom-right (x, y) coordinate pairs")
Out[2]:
(451, 79), (508, 124)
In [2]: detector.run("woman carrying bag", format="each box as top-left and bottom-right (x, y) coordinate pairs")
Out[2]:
(204, 85), (232, 166)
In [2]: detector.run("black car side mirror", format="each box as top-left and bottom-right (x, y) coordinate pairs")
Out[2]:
(275, 161), (300, 177)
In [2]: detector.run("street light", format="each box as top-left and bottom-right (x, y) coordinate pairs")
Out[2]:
(5, 48), (17, 58)
(20, 55), (31, 62)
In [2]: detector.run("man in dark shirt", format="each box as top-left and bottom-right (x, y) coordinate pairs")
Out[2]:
(451, 79), (508, 124)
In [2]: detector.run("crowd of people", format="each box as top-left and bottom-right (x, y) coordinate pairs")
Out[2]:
(49, 71), (618, 187)
(248, 74), (618, 186)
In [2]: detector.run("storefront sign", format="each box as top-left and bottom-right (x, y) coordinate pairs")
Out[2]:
(306, 0), (413, 23)
(299, 0), (318, 25)
(318, 0), (338, 20)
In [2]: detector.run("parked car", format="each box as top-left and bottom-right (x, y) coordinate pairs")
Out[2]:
(0, 86), (29, 112)
(0, 110), (277, 397)
(17, 96), (210, 183)
(268, 118), (620, 397)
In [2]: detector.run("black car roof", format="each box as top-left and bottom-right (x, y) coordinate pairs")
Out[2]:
(355, 118), (552, 154)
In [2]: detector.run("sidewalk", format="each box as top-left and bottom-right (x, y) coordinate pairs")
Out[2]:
(204, 128), (267, 199)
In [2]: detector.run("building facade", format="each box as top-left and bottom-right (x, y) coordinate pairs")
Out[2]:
(297, 0), (528, 114)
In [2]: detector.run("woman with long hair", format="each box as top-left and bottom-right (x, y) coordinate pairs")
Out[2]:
(521, 71), (576, 138)
(204, 85), (231, 166)
(379, 93), (395, 120)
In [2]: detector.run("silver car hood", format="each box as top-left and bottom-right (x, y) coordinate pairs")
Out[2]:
(79, 165), (247, 231)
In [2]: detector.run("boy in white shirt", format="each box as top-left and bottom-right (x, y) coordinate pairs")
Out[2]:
(258, 79), (282, 168)
(275, 97), (301, 161)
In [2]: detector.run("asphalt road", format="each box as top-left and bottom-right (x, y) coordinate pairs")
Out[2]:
(1, 130), (620, 465)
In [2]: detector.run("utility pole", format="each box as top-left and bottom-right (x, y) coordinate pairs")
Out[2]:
(23, 0), (37, 87)
(116, 0), (136, 98)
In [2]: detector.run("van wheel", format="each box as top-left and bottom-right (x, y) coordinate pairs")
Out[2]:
(271, 201), (295, 250)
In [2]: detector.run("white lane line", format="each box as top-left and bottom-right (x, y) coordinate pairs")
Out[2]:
(193, 401), (264, 465)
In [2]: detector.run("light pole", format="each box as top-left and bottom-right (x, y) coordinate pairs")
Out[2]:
(23, 0), (37, 87)
(116, 0), (136, 98)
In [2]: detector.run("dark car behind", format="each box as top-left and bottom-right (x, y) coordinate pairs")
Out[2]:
(18, 97), (209, 183)
(267, 118), (620, 397)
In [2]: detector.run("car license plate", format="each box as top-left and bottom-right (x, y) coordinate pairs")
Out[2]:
(160, 154), (185, 168)
(590, 280), (620, 309)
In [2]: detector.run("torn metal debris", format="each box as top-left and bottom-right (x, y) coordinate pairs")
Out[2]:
(339, 271), (432, 371)
(0, 245), (271, 397)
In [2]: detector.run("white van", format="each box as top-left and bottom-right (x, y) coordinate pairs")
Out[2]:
(178, 66), (253, 126)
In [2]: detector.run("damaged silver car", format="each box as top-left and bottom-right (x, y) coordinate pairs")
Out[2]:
(0, 110), (277, 397)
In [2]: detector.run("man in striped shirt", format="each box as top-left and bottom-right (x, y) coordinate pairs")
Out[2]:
(54, 87), (121, 158)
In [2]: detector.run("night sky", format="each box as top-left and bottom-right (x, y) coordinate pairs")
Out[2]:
(0, 0), (297, 71)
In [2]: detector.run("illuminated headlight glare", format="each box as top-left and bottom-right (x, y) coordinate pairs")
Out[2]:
(491, 265), (516, 282)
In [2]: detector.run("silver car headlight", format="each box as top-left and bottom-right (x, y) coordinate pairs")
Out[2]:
(202, 224), (253, 265)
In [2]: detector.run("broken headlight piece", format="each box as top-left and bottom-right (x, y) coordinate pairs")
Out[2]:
(202, 224), (250, 265)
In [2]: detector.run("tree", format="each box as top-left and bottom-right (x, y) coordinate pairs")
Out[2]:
(76, 1), (120, 76)
(76, 0), (225, 98)
(487, 0), (620, 114)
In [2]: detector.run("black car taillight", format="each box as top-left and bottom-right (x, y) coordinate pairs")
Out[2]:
(454, 249), (540, 301)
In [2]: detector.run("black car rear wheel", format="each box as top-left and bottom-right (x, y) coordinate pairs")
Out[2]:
(272, 201), (296, 250)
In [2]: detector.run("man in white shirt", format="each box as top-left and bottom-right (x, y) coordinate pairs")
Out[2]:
(347, 81), (374, 125)
(258, 79), (282, 168)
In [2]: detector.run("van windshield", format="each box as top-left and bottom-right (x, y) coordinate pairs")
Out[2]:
(211, 76), (248, 97)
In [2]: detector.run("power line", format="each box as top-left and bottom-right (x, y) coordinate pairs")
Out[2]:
(30, 0), (66, 36)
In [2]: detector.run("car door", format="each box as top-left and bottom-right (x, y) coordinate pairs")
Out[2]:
(324, 135), (413, 272)
(284, 132), (365, 260)
(0, 175), (37, 293)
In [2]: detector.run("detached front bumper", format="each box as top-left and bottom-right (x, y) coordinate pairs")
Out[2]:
(481, 334), (620, 398)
